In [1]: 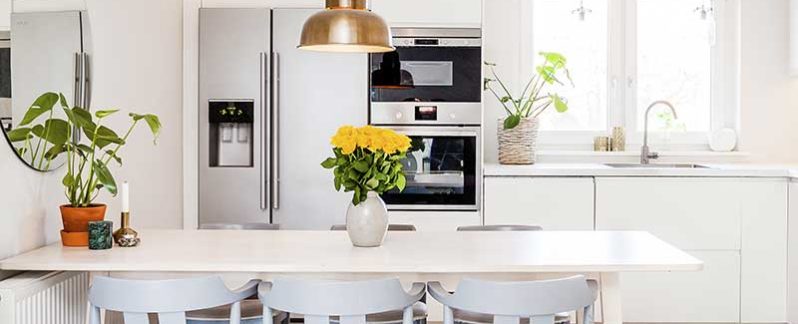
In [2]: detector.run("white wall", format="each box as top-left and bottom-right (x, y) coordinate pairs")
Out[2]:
(738, 0), (798, 163)
(0, 141), (62, 264)
(85, 0), (184, 229)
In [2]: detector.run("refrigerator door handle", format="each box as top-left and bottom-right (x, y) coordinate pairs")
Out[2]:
(259, 52), (269, 210)
(73, 52), (83, 108)
(81, 53), (91, 111)
(271, 52), (280, 210)
(73, 52), (83, 143)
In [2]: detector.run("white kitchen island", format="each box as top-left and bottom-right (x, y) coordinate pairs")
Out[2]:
(0, 230), (702, 324)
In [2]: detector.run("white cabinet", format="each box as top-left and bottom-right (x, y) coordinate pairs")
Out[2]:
(620, 251), (740, 323)
(595, 177), (788, 323)
(388, 211), (480, 231)
(595, 178), (742, 250)
(788, 181), (798, 324)
(484, 177), (594, 230)
(0, 0), (9, 30)
(740, 179), (788, 322)
(370, 0), (481, 28)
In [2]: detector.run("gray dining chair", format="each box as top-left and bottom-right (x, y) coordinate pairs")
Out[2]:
(88, 276), (286, 324)
(428, 276), (598, 324)
(258, 278), (428, 324)
(330, 224), (417, 231)
(456, 225), (542, 232)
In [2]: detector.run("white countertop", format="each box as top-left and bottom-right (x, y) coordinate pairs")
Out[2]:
(484, 163), (798, 178)
(0, 230), (702, 273)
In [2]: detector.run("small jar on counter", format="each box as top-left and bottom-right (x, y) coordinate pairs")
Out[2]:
(611, 127), (626, 151)
(594, 136), (611, 152)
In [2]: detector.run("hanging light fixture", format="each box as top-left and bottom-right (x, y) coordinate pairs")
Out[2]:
(298, 0), (394, 53)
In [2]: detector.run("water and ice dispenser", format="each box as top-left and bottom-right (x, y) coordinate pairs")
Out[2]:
(208, 100), (254, 167)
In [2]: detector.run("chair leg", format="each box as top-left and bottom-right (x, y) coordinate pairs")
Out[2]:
(443, 306), (454, 324)
(230, 301), (241, 324)
(263, 307), (274, 324)
(89, 306), (102, 324)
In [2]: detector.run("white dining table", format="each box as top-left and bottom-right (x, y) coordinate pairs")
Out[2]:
(0, 230), (703, 324)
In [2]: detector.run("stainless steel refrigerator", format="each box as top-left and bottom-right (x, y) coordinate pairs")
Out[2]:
(199, 8), (367, 229)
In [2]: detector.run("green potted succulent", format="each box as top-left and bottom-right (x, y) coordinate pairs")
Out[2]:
(9, 92), (160, 246)
(484, 52), (572, 164)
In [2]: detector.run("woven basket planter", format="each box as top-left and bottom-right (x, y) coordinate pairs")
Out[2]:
(498, 117), (540, 165)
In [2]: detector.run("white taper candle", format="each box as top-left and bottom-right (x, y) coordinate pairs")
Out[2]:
(121, 181), (130, 213)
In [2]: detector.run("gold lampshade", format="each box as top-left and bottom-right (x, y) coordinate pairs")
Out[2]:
(299, 0), (394, 53)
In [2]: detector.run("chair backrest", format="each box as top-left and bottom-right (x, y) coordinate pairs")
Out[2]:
(456, 225), (543, 231)
(201, 223), (281, 230)
(330, 224), (417, 231)
(89, 276), (257, 324)
(428, 276), (596, 324)
(259, 278), (425, 324)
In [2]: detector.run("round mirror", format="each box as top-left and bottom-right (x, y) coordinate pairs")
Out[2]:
(0, 10), (92, 171)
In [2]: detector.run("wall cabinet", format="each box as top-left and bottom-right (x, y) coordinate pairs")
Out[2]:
(370, 0), (481, 28)
(484, 177), (594, 230)
(596, 177), (788, 323)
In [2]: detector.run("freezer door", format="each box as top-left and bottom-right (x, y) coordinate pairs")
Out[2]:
(271, 9), (368, 229)
(199, 8), (271, 226)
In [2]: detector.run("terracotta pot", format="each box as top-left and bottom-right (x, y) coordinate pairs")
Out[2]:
(60, 204), (107, 233)
(60, 230), (89, 247)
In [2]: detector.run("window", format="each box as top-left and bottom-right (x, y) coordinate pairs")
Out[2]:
(527, 0), (738, 149)
(532, 0), (609, 131)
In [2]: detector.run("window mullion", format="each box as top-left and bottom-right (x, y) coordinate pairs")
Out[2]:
(608, 0), (630, 135)
(623, 0), (639, 139)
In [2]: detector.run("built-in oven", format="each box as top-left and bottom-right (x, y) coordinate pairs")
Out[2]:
(369, 28), (482, 126)
(377, 125), (481, 211)
(369, 28), (482, 212)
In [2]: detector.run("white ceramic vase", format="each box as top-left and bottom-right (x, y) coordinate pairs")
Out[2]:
(345, 191), (389, 247)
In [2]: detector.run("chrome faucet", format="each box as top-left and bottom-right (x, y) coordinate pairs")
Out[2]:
(641, 101), (678, 164)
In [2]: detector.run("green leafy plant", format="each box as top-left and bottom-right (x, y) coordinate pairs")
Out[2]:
(321, 125), (411, 205)
(8, 92), (161, 207)
(6, 94), (72, 170)
(484, 52), (573, 130)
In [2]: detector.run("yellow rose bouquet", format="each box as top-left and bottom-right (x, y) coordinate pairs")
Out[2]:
(321, 125), (412, 205)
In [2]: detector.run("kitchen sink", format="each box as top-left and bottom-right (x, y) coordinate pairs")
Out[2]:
(604, 163), (711, 169)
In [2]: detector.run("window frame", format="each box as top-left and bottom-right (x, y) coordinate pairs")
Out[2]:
(523, 0), (740, 151)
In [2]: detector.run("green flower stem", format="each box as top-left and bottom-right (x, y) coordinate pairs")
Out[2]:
(101, 120), (138, 166)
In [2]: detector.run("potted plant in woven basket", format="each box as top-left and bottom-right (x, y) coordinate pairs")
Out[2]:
(12, 92), (160, 246)
(484, 52), (572, 164)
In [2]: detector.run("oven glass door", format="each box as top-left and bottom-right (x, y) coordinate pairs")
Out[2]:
(381, 132), (477, 209)
(369, 46), (481, 103)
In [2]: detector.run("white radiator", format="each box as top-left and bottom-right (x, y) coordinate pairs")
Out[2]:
(0, 271), (89, 324)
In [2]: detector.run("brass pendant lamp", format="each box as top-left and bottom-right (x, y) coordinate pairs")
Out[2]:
(298, 0), (394, 53)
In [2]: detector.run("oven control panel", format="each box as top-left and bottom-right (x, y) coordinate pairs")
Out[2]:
(371, 103), (481, 126)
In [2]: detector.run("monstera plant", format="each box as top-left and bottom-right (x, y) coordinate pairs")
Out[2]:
(9, 92), (160, 246)
(484, 52), (573, 165)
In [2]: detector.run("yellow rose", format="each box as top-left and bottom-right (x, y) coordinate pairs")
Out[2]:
(330, 125), (411, 155)
(331, 125), (358, 154)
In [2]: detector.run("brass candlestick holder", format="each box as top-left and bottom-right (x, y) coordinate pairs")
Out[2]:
(112, 212), (140, 247)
